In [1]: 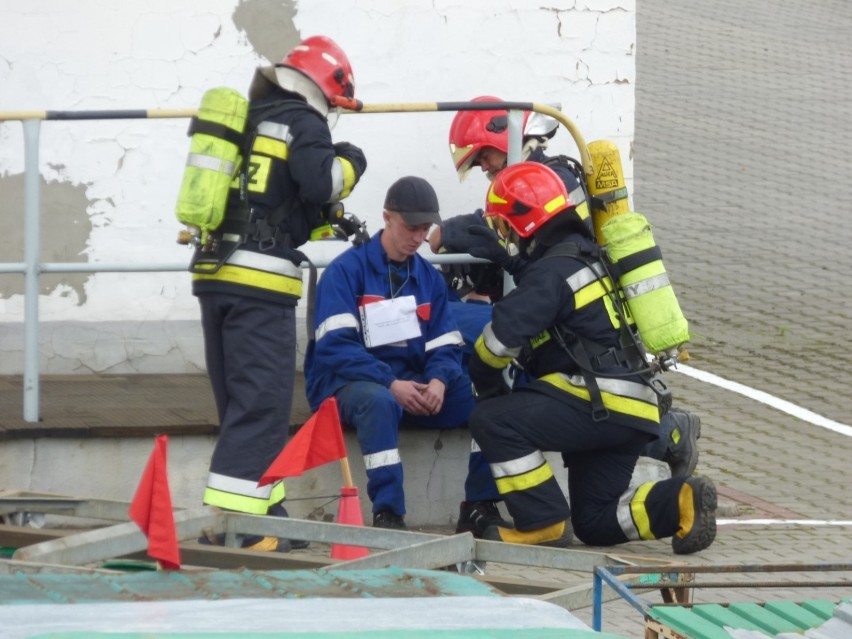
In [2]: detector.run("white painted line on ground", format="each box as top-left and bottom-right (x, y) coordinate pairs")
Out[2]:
(673, 363), (852, 437)
(719, 519), (852, 526)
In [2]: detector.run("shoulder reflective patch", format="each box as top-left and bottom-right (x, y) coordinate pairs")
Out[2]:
(425, 330), (464, 351)
(316, 312), (359, 341)
(256, 121), (292, 143)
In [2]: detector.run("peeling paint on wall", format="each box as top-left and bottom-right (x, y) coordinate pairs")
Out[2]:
(232, 0), (299, 63)
(0, 174), (92, 304)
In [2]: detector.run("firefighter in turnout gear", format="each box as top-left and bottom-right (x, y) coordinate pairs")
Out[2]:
(467, 162), (717, 553)
(435, 97), (701, 480)
(192, 36), (367, 551)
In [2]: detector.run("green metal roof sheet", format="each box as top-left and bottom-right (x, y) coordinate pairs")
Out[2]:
(649, 598), (851, 639)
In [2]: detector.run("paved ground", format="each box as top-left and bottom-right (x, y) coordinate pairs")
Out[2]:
(2, 0), (852, 636)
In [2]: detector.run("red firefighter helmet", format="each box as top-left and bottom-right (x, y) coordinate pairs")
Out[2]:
(484, 162), (574, 238)
(449, 96), (559, 180)
(250, 35), (355, 116)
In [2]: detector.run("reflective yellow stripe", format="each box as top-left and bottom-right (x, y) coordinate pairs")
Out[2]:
(474, 334), (511, 369)
(193, 264), (303, 297)
(573, 279), (610, 309)
(540, 373), (659, 422)
(495, 460), (554, 494)
(629, 481), (656, 540)
(203, 481), (286, 515)
(337, 156), (358, 199)
(544, 193), (567, 213)
(253, 136), (288, 159)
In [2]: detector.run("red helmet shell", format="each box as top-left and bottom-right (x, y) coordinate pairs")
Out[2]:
(448, 96), (559, 179)
(484, 162), (573, 238)
(278, 35), (355, 104)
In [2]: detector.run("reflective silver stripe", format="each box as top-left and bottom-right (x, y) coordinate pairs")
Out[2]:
(616, 487), (641, 540)
(553, 373), (659, 403)
(256, 121), (292, 143)
(622, 273), (671, 300)
(187, 152), (235, 175)
(226, 249), (302, 278)
(364, 448), (401, 470)
(425, 330), (463, 352)
(565, 263), (607, 292)
(316, 312), (359, 341)
(483, 323), (519, 358)
(206, 472), (274, 499)
(222, 233), (242, 243)
(569, 185), (587, 204)
(490, 450), (547, 479)
(329, 157), (346, 200)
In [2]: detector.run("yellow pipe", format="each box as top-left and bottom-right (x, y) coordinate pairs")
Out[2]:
(0, 101), (593, 174)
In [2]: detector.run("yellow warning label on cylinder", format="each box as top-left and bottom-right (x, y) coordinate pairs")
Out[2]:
(595, 156), (620, 190)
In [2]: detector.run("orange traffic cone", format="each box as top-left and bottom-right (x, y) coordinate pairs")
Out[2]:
(330, 485), (369, 560)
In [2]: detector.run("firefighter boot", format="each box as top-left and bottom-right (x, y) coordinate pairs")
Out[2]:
(671, 476), (717, 555)
(663, 408), (701, 478)
(267, 503), (310, 550)
(455, 500), (512, 538)
(197, 531), (290, 552)
(483, 519), (573, 548)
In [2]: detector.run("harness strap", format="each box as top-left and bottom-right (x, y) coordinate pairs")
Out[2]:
(186, 117), (247, 148)
(606, 244), (663, 279)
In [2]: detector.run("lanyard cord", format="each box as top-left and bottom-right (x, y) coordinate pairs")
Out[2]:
(388, 261), (411, 299)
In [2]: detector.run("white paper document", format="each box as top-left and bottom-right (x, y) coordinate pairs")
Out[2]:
(360, 295), (422, 348)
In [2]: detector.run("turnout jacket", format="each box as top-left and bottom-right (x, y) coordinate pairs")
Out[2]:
(192, 95), (359, 306)
(469, 231), (661, 435)
(305, 231), (466, 411)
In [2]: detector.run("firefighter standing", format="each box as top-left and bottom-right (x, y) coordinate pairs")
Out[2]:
(467, 162), (717, 554)
(191, 36), (367, 550)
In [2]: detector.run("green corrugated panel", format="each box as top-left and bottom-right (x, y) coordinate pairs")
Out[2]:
(0, 568), (501, 604)
(800, 597), (841, 619)
(726, 602), (807, 634)
(648, 606), (736, 639)
(763, 600), (830, 628)
(690, 603), (772, 633)
(30, 629), (630, 639)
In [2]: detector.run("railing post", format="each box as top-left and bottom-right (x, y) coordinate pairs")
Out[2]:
(22, 119), (42, 423)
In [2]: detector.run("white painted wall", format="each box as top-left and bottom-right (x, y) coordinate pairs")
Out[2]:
(0, 0), (635, 374)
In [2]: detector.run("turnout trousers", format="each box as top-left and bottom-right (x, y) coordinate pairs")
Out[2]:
(469, 385), (688, 546)
(199, 292), (296, 514)
(335, 374), (500, 516)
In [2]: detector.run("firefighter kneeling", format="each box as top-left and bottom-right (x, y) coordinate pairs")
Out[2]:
(468, 162), (717, 554)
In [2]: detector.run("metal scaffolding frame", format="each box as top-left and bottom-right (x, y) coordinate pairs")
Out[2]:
(1, 491), (681, 613)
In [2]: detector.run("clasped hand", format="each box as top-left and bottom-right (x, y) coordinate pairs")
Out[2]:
(390, 379), (445, 416)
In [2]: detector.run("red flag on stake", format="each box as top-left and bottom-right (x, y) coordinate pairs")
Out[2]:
(129, 434), (181, 570)
(259, 397), (347, 484)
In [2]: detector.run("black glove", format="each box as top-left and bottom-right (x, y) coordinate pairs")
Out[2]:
(333, 141), (367, 182)
(439, 212), (490, 253)
(467, 224), (528, 277)
(469, 352), (511, 401)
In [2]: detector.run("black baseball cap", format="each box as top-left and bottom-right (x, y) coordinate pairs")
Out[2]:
(383, 176), (441, 225)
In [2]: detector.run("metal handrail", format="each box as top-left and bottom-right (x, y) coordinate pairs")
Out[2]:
(1, 101), (590, 422)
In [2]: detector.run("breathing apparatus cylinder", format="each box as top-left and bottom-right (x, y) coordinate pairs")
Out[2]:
(600, 211), (690, 359)
(174, 87), (249, 246)
(587, 139), (630, 244)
